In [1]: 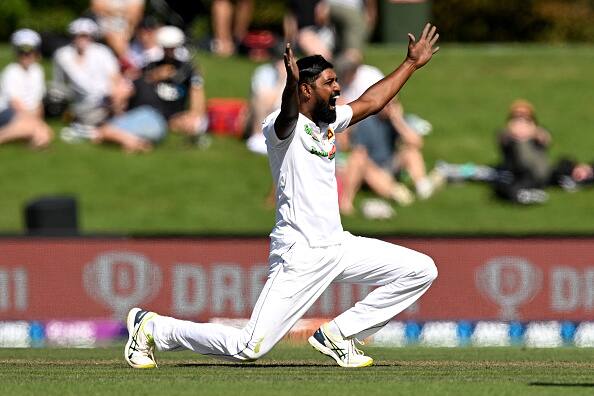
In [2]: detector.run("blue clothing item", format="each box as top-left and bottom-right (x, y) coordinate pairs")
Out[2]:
(0, 107), (16, 129)
(350, 115), (398, 170)
(109, 105), (167, 142)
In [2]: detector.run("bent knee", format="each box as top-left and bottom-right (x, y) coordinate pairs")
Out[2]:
(420, 254), (438, 282)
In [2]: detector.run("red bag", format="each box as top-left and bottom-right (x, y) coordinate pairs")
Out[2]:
(207, 98), (248, 137)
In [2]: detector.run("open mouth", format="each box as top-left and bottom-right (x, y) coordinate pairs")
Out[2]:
(329, 95), (339, 110)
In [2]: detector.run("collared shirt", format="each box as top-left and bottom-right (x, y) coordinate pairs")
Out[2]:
(263, 105), (353, 248)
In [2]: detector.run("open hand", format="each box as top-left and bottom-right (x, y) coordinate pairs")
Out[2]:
(283, 43), (300, 84)
(407, 23), (440, 69)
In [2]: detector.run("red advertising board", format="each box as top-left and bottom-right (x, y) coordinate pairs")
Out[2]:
(1, 237), (593, 321)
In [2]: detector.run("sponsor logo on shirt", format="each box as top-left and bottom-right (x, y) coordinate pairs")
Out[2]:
(309, 144), (336, 160)
(303, 124), (336, 160)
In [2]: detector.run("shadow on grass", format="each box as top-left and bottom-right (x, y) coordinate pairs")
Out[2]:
(530, 382), (594, 388)
(173, 362), (398, 368)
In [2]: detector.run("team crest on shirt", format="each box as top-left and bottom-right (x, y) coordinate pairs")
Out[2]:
(302, 123), (336, 160)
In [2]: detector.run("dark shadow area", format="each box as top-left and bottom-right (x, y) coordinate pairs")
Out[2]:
(530, 382), (594, 388)
(172, 362), (398, 368)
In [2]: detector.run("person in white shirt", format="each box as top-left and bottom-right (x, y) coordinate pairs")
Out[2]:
(125, 24), (440, 368)
(246, 48), (286, 155)
(336, 57), (440, 215)
(53, 18), (132, 141)
(0, 29), (53, 149)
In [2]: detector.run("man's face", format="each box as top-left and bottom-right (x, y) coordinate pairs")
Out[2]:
(73, 34), (92, 52)
(17, 50), (38, 68)
(311, 68), (341, 124)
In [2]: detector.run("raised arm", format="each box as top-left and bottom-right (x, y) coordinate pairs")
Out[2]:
(274, 44), (300, 140)
(348, 23), (439, 126)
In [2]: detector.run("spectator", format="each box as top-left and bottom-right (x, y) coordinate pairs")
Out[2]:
(284, 0), (334, 60)
(125, 16), (164, 78)
(210, 0), (254, 57)
(336, 57), (440, 215)
(0, 29), (53, 149)
(551, 158), (594, 191)
(245, 47), (286, 155)
(53, 18), (132, 141)
(437, 99), (553, 204)
(327, 0), (377, 60)
(90, 0), (146, 65)
(94, 26), (208, 152)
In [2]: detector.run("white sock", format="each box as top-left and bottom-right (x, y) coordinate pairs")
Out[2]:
(145, 317), (156, 337)
(326, 320), (344, 339)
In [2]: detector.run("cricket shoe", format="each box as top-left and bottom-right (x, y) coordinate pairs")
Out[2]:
(308, 324), (373, 368)
(125, 307), (158, 369)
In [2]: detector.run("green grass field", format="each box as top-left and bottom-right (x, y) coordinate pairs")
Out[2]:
(2, 345), (594, 395)
(1, 44), (593, 235)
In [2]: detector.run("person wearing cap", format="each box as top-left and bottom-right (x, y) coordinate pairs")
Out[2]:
(53, 18), (132, 141)
(93, 26), (208, 152)
(0, 29), (53, 149)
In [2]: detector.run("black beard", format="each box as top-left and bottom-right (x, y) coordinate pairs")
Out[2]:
(314, 97), (337, 124)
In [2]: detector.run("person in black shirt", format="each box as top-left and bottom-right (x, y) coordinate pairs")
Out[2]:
(95, 26), (207, 152)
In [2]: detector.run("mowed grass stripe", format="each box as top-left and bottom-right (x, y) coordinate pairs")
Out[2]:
(1, 346), (594, 395)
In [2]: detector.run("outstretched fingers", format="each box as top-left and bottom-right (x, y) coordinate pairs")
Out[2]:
(420, 23), (430, 40)
(283, 43), (300, 82)
(283, 44), (291, 66)
(430, 32), (440, 47)
(428, 25), (437, 40)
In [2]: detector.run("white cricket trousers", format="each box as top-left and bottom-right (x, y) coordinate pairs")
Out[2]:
(151, 233), (437, 361)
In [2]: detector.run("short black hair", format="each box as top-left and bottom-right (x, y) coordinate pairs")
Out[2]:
(297, 55), (333, 84)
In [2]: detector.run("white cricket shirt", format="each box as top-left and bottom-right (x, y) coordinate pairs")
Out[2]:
(263, 104), (353, 248)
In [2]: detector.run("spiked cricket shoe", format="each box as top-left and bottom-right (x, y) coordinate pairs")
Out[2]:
(308, 324), (373, 368)
(124, 307), (158, 369)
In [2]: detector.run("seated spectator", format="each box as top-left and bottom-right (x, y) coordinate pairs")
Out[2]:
(436, 99), (553, 204)
(90, 0), (146, 66)
(284, 0), (334, 60)
(0, 29), (53, 149)
(210, 0), (254, 57)
(336, 57), (440, 215)
(53, 18), (132, 141)
(551, 158), (594, 191)
(245, 46), (285, 155)
(125, 16), (163, 78)
(94, 26), (208, 152)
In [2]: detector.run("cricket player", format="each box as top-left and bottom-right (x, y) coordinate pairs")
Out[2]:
(125, 24), (439, 368)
